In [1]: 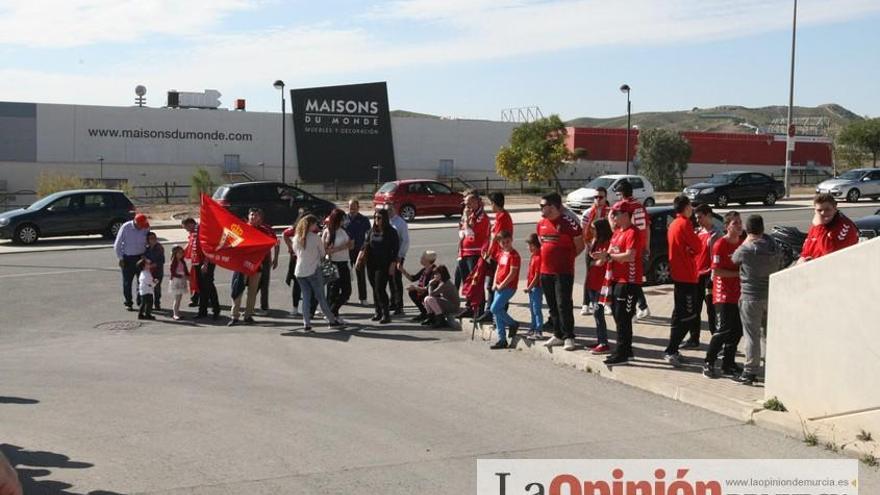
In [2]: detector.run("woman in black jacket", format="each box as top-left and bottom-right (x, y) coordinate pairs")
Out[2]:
(356, 208), (399, 324)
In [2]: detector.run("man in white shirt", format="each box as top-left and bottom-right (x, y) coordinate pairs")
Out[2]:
(386, 203), (410, 315)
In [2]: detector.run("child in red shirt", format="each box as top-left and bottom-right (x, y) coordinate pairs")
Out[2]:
(489, 230), (521, 349)
(523, 233), (543, 340)
(586, 218), (613, 354)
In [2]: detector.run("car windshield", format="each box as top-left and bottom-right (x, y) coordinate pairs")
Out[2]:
(27, 192), (66, 210)
(585, 177), (616, 190)
(706, 174), (736, 184)
(377, 182), (397, 193)
(837, 170), (864, 180)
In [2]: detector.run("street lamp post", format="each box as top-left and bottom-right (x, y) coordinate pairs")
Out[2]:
(257, 162), (265, 180)
(98, 155), (104, 179)
(273, 80), (286, 184)
(783, 0), (798, 198)
(372, 164), (382, 186)
(620, 84), (632, 175)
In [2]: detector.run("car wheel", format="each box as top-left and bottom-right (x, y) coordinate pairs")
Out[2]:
(715, 194), (729, 208)
(400, 204), (416, 222)
(763, 192), (777, 206)
(103, 219), (125, 239)
(15, 223), (39, 245)
(649, 258), (671, 285)
(846, 188), (860, 202)
(643, 197), (655, 207)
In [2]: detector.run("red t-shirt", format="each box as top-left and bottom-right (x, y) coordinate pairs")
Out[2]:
(619, 197), (650, 248)
(712, 236), (743, 304)
(800, 212), (859, 260)
(609, 226), (643, 284)
(587, 239), (610, 292)
(582, 204), (610, 243)
(459, 207), (490, 257)
(667, 214), (701, 284)
(494, 249), (521, 290)
(696, 228), (719, 276)
(489, 210), (514, 258)
(527, 253), (541, 288)
(537, 214), (583, 275)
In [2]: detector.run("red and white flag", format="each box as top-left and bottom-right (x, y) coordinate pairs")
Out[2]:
(198, 194), (277, 275)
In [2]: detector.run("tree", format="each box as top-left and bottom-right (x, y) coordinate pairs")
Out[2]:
(495, 115), (582, 193)
(635, 128), (692, 191)
(837, 118), (880, 167)
(190, 167), (215, 202)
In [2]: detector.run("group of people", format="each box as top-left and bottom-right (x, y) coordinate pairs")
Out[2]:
(114, 185), (859, 385)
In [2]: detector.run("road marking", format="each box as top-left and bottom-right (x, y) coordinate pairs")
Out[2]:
(0, 269), (97, 279)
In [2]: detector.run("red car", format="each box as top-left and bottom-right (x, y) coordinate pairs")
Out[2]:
(373, 180), (464, 222)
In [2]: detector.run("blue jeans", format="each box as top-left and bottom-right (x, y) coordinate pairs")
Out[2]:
(490, 288), (517, 344)
(589, 289), (608, 345)
(528, 288), (544, 332)
(297, 271), (335, 327)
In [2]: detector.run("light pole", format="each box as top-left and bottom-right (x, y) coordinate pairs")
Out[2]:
(620, 84), (632, 175)
(257, 161), (265, 180)
(783, 0), (798, 198)
(372, 164), (382, 185)
(97, 155), (104, 179)
(273, 80), (286, 184)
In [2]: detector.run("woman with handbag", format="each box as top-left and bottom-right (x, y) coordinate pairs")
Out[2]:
(356, 208), (399, 324)
(323, 208), (354, 322)
(291, 214), (343, 331)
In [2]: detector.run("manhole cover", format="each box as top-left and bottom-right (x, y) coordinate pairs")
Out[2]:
(94, 321), (143, 331)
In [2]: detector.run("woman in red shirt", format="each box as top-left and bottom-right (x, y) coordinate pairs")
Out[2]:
(586, 218), (613, 354)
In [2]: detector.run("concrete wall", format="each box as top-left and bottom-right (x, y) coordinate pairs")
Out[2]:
(765, 237), (880, 434)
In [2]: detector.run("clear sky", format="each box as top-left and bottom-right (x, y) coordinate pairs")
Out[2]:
(1, 0), (878, 120)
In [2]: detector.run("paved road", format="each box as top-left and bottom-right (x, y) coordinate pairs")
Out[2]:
(2, 208), (879, 494)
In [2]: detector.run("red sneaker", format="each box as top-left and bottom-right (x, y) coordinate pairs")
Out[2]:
(590, 344), (610, 355)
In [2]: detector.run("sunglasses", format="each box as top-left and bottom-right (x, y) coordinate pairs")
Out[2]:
(539, 203), (549, 208)
(595, 196), (606, 200)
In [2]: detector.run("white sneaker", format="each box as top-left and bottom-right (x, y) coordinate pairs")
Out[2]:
(580, 304), (590, 316)
(603, 305), (612, 315)
(290, 309), (300, 317)
(636, 307), (650, 320)
(544, 337), (564, 347)
(563, 338), (576, 351)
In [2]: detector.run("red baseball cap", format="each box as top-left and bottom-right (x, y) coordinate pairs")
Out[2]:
(134, 213), (150, 229)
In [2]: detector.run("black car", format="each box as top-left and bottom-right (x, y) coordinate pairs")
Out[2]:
(0, 189), (135, 245)
(854, 208), (880, 241)
(644, 206), (723, 284)
(683, 171), (785, 208)
(212, 181), (336, 226)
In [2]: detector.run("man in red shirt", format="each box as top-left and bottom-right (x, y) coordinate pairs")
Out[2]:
(683, 203), (720, 348)
(538, 192), (585, 352)
(581, 186), (611, 315)
(614, 180), (651, 319)
(476, 192), (514, 323)
(798, 193), (858, 263)
(456, 190), (490, 317)
(663, 195), (703, 367)
(703, 211), (744, 379)
(592, 200), (642, 364)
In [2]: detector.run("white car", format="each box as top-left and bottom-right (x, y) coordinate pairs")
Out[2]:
(565, 175), (656, 213)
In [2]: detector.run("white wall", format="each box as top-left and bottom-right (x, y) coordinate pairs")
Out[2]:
(765, 237), (880, 435)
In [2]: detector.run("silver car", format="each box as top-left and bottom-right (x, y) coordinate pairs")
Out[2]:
(816, 168), (880, 202)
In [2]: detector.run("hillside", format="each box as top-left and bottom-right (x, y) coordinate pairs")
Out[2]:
(566, 104), (863, 135)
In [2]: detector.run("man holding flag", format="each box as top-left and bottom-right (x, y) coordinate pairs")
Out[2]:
(198, 196), (279, 325)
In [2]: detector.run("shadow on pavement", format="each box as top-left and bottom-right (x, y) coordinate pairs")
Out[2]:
(281, 327), (440, 343)
(1, 443), (125, 495)
(0, 396), (39, 404)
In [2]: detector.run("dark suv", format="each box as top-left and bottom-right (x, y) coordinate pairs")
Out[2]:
(213, 182), (336, 227)
(683, 171), (785, 208)
(0, 189), (135, 245)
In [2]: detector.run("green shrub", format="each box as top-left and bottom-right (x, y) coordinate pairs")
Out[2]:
(36, 172), (86, 197)
(190, 168), (215, 202)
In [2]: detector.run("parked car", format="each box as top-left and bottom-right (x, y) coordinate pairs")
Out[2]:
(815, 168), (880, 202)
(566, 175), (655, 214)
(372, 179), (464, 222)
(212, 181), (335, 227)
(683, 171), (785, 208)
(0, 189), (135, 245)
(854, 208), (880, 241)
(643, 206), (723, 284)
